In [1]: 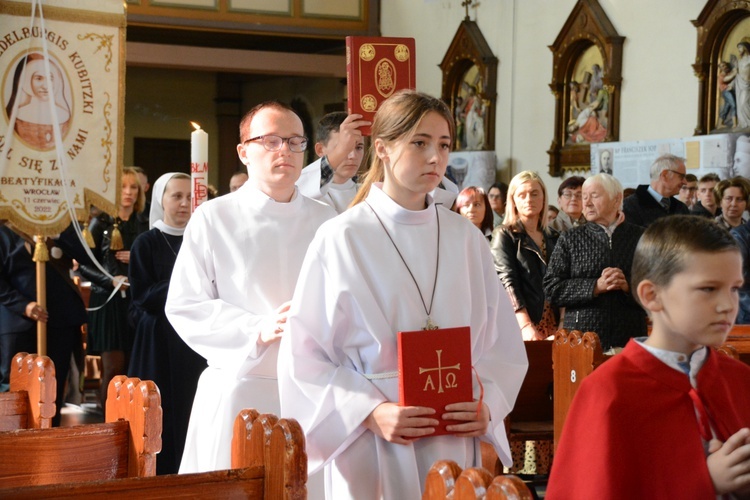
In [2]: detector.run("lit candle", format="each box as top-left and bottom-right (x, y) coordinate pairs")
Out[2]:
(190, 122), (208, 212)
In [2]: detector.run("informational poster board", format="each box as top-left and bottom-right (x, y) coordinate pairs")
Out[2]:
(0, 0), (126, 236)
(590, 132), (749, 187)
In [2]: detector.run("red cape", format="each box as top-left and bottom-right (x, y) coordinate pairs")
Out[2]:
(547, 340), (750, 499)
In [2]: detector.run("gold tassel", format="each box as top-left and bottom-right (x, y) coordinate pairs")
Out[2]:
(81, 221), (95, 248)
(109, 222), (124, 251)
(32, 235), (49, 263)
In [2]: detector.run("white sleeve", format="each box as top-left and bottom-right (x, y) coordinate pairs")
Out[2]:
(165, 208), (272, 377)
(278, 243), (387, 473)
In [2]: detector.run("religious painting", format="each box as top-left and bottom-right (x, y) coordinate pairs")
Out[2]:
(566, 46), (607, 146)
(3, 52), (74, 151)
(714, 18), (750, 131)
(692, 0), (750, 135)
(548, 0), (623, 177)
(440, 19), (497, 152)
(454, 65), (489, 151)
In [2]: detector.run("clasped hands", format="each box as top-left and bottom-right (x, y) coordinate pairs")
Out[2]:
(594, 267), (629, 295)
(363, 401), (490, 445)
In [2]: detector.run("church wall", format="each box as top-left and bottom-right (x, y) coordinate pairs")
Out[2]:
(381, 0), (705, 196)
(124, 67), (218, 182)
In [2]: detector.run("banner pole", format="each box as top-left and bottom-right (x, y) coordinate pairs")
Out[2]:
(33, 235), (48, 356)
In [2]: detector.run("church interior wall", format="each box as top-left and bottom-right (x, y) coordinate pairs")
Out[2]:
(121, 0), (711, 196)
(381, 0), (705, 196)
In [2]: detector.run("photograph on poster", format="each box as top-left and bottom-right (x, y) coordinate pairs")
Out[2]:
(446, 151), (496, 192)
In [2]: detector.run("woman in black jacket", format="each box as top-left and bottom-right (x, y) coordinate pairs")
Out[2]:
(491, 171), (559, 341)
(79, 167), (148, 408)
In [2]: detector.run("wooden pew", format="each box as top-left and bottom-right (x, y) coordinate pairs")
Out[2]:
(482, 340), (553, 476)
(423, 459), (533, 500)
(0, 375), (161, 488)
(725, 324), (750, 364)
(0, 410), (306, 499)
(507, 340), (553, 445)
(0, 352), (55, 431)
(552, 330), (612, 451)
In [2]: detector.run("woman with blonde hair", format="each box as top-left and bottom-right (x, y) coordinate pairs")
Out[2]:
(79, 167), (148, 408)
(492, 171), (560, 341)
(279, 90), (527, 499)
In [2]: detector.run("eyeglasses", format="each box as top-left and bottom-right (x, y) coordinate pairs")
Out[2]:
(488, 194), (503, 200)
(561, 192), (582, 200)
(680, 186), (698, 192)
(666, 169), (686, 180)
(243, 135), (308, 153)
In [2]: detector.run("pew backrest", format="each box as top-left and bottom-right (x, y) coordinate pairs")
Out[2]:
(0, 410), (306, 500)
(423, 459), (533, 500)
(0, 352), (55, 431)
(0, 375), (161, 488)
(552, 330), (612, 451)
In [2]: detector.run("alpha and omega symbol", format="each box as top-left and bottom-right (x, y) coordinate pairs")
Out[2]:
(419, 349), (460, 393)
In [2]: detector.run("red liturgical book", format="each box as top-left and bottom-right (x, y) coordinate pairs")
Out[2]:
(346, 36), (417, 135)
(397, 326), (473, 437)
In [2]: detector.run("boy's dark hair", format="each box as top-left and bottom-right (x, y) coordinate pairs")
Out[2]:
(315, 112), (348, 145)
(684, 173), (698, 183)
(698, 172), (720, 184)
(631, 215), (739, 303)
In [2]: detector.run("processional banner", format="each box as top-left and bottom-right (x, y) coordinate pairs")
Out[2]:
(0, 0), (125, 236)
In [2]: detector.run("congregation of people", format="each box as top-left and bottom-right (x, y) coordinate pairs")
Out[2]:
(4, 89), (750, 498)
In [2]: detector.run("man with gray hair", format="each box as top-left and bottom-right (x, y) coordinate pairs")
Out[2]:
(622, 154), (690, 227)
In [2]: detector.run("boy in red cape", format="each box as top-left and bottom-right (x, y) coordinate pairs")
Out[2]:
(547, 215), (750, 499)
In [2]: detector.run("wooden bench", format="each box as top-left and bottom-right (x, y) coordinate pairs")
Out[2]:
(724, 324), (750, 364)
(0, 375), (161, 488)
(552, 329), (612, 451)
(0, 409), (306, 499)
(0, 352), (56, 431)
(423, 459), (533, 499)
(482, 340), (554, 475)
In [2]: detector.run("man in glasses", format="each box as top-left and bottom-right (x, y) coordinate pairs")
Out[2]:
(676, 173), (698, 210)
(550, 175), (586, 233)
(297, 111), (370, 213)
(166, 101), (336, 474)
(622, 153), (690, 228)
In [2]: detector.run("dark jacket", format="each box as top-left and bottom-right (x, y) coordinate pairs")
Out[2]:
(622, 185), (689, 228)
(731, 222), (750, 296)
(491, 224), (559, 324)
(543, 221), (647, 350)
(690, 201), (720, 219)
(0, 225), (88, 335)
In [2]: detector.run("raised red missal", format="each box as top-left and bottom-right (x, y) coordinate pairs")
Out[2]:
(346, 36), (416, 135)
(397, 326), (473, 437)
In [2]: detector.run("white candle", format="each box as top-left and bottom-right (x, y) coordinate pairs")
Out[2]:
(190, 122), (208, 212)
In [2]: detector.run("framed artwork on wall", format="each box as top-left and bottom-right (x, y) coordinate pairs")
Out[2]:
(692, 0), (750, 135)
(439, 18), (498, 152)
(547, 0), (623, 177)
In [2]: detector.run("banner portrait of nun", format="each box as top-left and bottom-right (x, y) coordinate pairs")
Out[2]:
(4, 52), (72, 151)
